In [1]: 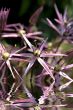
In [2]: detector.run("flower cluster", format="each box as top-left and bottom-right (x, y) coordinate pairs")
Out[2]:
(0, 5), (73, 85)
(0, 5), (73, 110)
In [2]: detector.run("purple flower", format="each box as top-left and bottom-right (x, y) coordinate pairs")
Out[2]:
(0, 8), (24, 40)
(47, 4), (73, 42)
(21, 37), (66, 80)
(0, 43), (29, 79)
(0, 8), (20, 32)
(0, 8), (42, 42)
(47, 4), (67, 35)
(0, 8), (10, 32)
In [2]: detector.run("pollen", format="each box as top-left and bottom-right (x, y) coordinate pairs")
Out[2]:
(2, 52), (10, 60)
(18, 29), (26, 35)
(48, 42), (52, 49)
(34, 49), (41, 56)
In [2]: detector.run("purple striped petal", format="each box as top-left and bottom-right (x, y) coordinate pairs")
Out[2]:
(54, 4), (63, 22)
(39, 38), (47, 53)
(54, 19), (62, 25)
(13, 67), (22, 80)
(12, 53), (33, 58)
(37, 57), (54, 80)
(12, 99), (36, 108)
(23, 58), (36, 76)
(47, 18), (61, 35)
(10, 57), (30, 62)
(59, 80), (73, 90)
(11, 46), (26, 55)
(0, 61), (5, 70)
(63, 8), (67, 22)
(40, 52), (67, 57)
(61, 64), (73, 71)
(6, 60), (15, 79)
(59, 71), (73, 81)
(19, 30), (33, 51)
(26, 31), (42, 37)
(2, 33), (18, 38)
(27, 35), (43, 40)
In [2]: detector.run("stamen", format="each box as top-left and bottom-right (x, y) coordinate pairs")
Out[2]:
(2, 52), (10, 60)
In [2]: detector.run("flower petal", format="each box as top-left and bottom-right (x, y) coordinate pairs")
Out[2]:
(10, 57), (30, 62)
(37, 57), (54, 80)
(0, 61), (5, 70)
(59, 80), (73, 91)
(63, 8), (67, 22)
(2, 33), (18, 38)
(39, 38), (47, 53)
(61, 64), (73, 71)
(23, 58), (36, 76)
(11, 46), (26, 54)
(19, 30), (33, 51)
(26, 31), (42, 37)
(40, 52), (67, 57)
(13, 67), (22, 80)
(59, 71), (73, 81)
(12, 53), (33, 58)
(54, 19), (62, 25)
(54, 4), (63, 22)
(6, 60), (15, 79)
(47, 18), (61, 35)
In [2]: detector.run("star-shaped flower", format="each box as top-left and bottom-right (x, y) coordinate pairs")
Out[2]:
(47, 4), (73, 42)
(0, 43), (29, 79)
(21, 36), (66, 80)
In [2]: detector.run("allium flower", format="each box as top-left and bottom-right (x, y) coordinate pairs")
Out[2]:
(0, 8), (18, 32)
(21, 37), (66, 80)
(47, 4), (73, 42)
(0, 8), (10, 32)
(18, 28), (42, 43)
(2, 24), (43, 46)
(0, 8), (24, 40)
(0, 43), (29, 79)
(0, 8), (42, 41)
(36, 57), (73, 86)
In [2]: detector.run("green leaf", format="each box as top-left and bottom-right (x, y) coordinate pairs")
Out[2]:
(19, 0), (30, 16)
